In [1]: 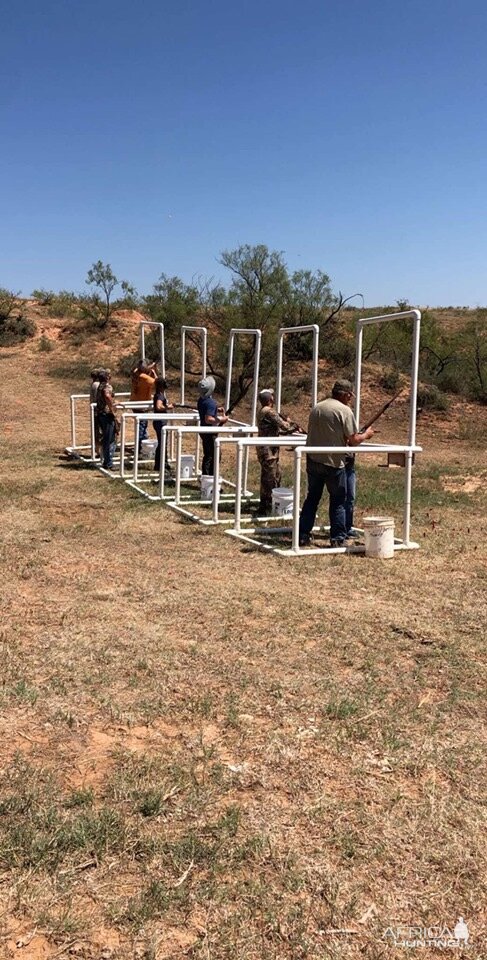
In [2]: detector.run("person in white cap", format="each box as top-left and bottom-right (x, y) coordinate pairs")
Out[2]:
(256, 388), (303, 515)
(197, 376), (228, 476)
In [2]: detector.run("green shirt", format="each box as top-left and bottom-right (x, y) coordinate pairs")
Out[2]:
(307, 398), (356, 468)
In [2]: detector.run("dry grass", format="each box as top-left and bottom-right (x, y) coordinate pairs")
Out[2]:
(0, 339), (487, 959)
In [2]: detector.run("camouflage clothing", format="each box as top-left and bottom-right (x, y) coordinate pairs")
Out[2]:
(256, 406), (298, 513)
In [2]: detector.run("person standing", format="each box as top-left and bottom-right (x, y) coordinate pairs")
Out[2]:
(96, 371), (118, 470)
(197, 377), (228, 476)
(256, 388), (303, 515)
(153, 377), (174, 474)
(90, 368), (104, 457)
(130, 359), (157, 447)
(298, 379), (374, 547)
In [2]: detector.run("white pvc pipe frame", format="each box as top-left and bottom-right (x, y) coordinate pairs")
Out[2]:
(225, 439), (422, 556)
(67, 392), (132, 455)
(276, 324), (319, 413)
(118, 411), (200, 498)
(165, 423), (258, 522)
(139, 320), (165, 376)
(180, 325), (207, 405)
(354, 309), (421, 547)
(225, 328), (262, 426)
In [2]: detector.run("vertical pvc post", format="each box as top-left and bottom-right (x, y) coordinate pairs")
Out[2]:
(409, 312), (421, 448)
(196, 434), (201, 474)
(225, 334), (235, 415)
(213, 437), (221, 523)
(243, 445), (251, 497)
(235, 441), (244, 533)
(134, 420), (140, 483)
(120, 416), (126, 477)
(251, 331), (262, 427)
(175, 430), (182, 505)
(90, 403), (96, 460)
(403, 452), (412, 546)
(70, 396), (76, 448)
(292, 449), (302, 553)
(404, 310), (421, 545)
(354, 323), (363, 429)
(159, 427), (167, 500)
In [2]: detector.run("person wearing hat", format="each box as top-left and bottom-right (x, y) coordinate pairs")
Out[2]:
(256, 389), (304, 515)
(298, 379), (374, 547)
(197, 376), (228, 476)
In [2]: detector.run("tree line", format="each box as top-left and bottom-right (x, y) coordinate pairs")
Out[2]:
(1, 243), (486, 407)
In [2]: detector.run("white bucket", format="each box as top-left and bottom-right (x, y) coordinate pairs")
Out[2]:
(180, 454), (195, 479)
(140, 439), (158, 459)
(200, 474), (222, 501)
(271, 487), (294, 518)
(363, 516), (395, 559)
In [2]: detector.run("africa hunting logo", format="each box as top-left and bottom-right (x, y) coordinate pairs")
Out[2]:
(383, 917), (470, 949)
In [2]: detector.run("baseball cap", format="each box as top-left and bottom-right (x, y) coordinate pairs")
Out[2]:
(332, 379), (354, 394)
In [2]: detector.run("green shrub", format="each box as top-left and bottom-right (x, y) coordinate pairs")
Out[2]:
(379, 368), (401, 392)
(38, 335), (54, 352)
(416, 384), (449, 411)
(31, 288), (55, 306)
(0, 313), (36, 346)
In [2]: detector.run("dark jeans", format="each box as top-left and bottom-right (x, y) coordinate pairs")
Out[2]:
(153, 422), (169, 473)
(139, 419), (148, 444)
(201, 433), (216, 476)
(345, 458), (356, 534)
(98, 412), (116, 468)
(299, 458), (347, 542)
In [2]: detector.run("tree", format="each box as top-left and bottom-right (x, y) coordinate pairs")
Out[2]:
(0, 288), (20, 323)
(85, 261), (131, 326)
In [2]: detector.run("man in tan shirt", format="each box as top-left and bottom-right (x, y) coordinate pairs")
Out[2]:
(298, 379), (374, 547)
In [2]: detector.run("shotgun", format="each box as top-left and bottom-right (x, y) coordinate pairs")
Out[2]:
(359, 388), (406, 433)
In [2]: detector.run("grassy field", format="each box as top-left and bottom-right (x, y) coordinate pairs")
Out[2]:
(1, 340), (487, 959)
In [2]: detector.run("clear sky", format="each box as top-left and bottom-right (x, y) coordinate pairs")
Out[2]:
(1, 0), (486, 306)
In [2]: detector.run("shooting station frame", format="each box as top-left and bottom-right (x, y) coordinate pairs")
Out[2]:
(65, 391), (132, 460)
(276, 324), (319, 412)
(225, 439), (422, 555)
(118, 410), (201, 498)
(225, 328), (262, 426)
(165, 423), (258, 523)
(180, 325), (207, 405)
(225, 308), (423, 556)
(140, 320), (165, 376)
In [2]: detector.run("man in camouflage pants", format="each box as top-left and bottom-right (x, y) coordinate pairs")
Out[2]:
(256, 389), (304, 515)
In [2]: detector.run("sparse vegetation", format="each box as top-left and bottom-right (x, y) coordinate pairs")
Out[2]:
(1, 269), (487, 956)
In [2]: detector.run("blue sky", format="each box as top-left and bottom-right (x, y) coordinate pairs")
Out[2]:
(1, 0), (486, 305)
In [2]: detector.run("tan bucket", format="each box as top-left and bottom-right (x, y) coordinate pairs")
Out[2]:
(363, 516), (395, 559)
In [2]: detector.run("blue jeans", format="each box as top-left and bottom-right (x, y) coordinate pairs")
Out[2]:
(345, 458), (356, 535)
(98, 412), (116, 468)
(153, 421), (168, 472)
(139, 419), (149, 444)
(299, 458), (347, 542)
